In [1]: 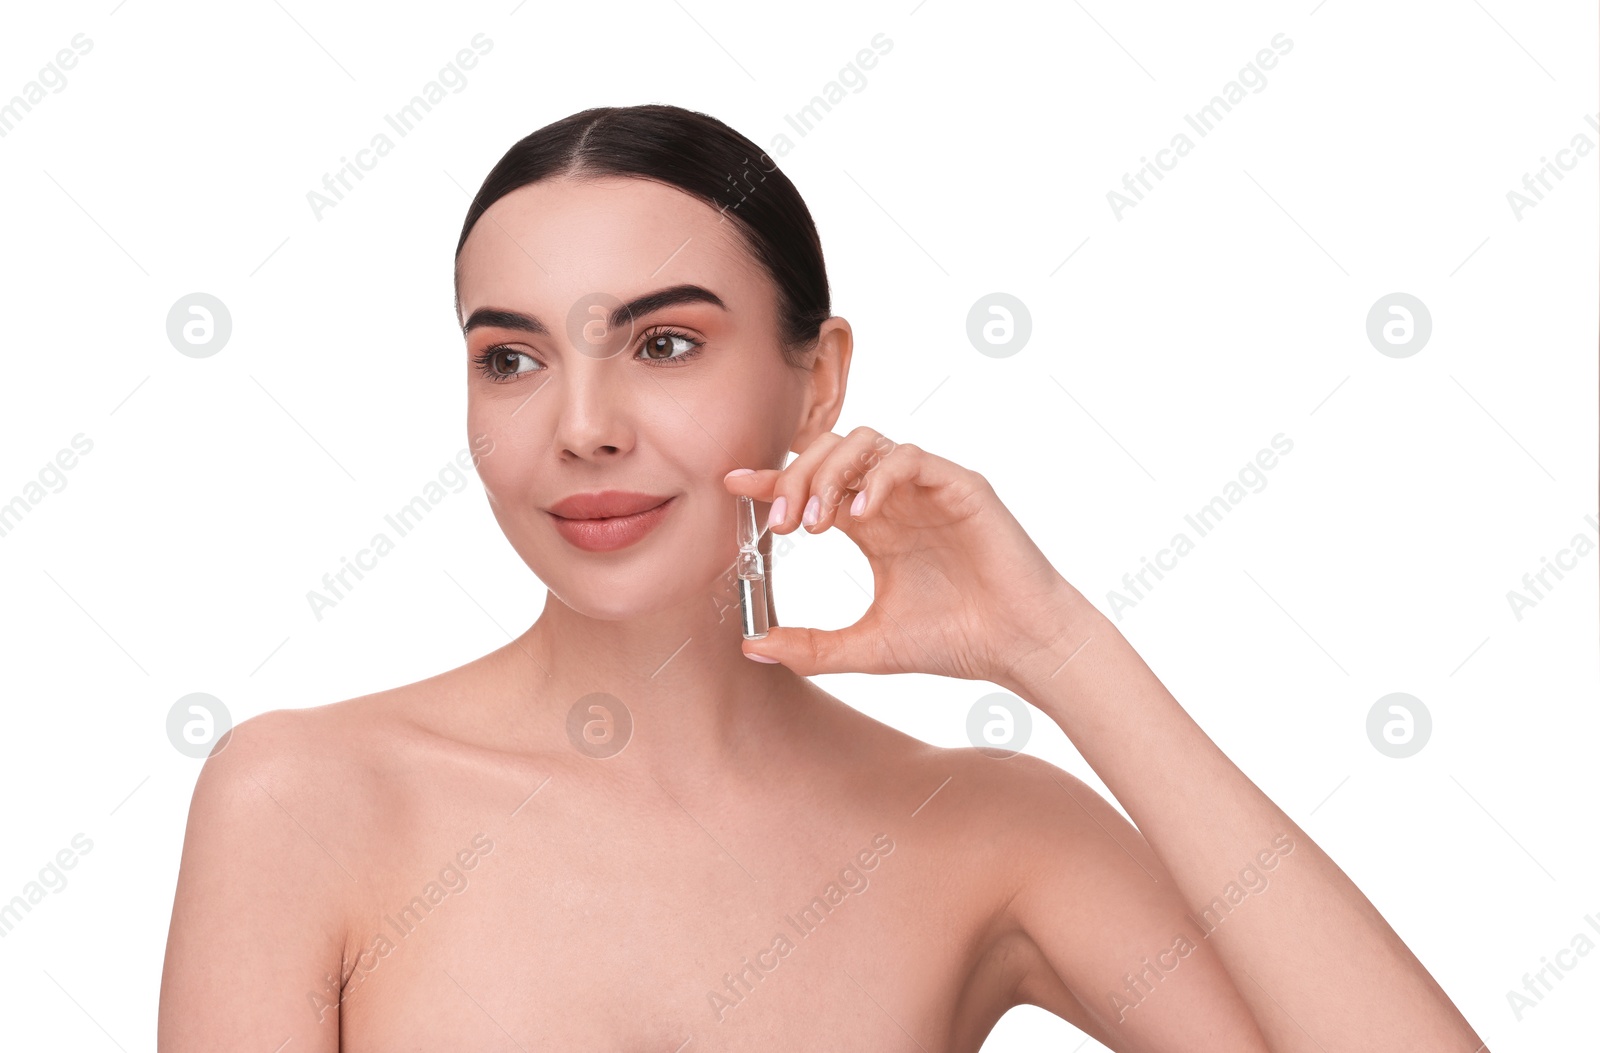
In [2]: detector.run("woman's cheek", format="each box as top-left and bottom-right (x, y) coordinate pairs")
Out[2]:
(681, 390), (788, 469)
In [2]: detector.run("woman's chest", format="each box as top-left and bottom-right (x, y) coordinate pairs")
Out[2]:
(332, 800), (998, 1051)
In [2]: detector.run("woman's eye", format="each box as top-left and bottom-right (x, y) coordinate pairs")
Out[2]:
(637, 331), (701, 363)
(476, 331), (700, 383)
(476, 347), (539, 380)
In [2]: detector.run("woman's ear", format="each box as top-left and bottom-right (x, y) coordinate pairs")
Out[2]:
(789, 317), (853, 454)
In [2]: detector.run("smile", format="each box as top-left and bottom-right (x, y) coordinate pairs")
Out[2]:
(548, 496), (676, 552)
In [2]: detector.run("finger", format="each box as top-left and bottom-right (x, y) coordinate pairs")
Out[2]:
(722, 466), (781, 497)
(740, 620), (889, 677)
(850, 442), (991, 525)
(762, 431), (846, 535)
(798, 427), (902, 534)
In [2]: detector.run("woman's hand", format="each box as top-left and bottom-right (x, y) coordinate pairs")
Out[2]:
(722, 427), (1095, 685)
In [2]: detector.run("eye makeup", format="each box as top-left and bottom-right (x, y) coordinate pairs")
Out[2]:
(735, 495), (769, 639)
(471, 326), (705, 382)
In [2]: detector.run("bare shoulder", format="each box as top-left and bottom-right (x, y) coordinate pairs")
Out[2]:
(198, 688), (414, 812)
(783, 686), (1146, 877)
(178, 690), (422, 899)
(879, 739), (1149, 867)
(920, 747), (1271, 1051)
(885, 744), (1174, 1045)
(160, 687), (437, 1051)
(178, 657), (497, 893)
(213, 638), (515, 785)
(796, 691), (1133, 865)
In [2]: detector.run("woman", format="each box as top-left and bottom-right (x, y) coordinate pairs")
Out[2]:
(157, 104), (1486, 1052)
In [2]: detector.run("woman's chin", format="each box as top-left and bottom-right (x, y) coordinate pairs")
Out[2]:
(540, 575), (704, 626)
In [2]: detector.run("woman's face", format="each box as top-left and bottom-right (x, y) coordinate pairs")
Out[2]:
(455, 174), (828, 621)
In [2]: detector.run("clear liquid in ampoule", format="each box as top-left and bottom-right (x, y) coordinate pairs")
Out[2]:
(739, 572), (769, 639)
(736, 495), (769, 639)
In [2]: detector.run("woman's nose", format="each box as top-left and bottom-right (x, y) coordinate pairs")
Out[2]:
(551, 360), (634, 459)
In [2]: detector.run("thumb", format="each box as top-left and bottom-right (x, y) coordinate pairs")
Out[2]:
(741, 622), (883, 677)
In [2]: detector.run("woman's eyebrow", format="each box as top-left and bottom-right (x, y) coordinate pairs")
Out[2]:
(461, 283), (727, 336)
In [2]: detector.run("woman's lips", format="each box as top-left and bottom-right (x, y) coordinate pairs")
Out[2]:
(548, 496), (675, 552)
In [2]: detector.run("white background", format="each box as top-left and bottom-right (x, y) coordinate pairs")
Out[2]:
(0, 0), (1595, 1049)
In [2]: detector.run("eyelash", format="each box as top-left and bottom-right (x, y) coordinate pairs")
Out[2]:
(472, 327), (705, 383)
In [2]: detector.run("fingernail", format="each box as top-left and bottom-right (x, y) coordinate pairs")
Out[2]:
(745, 652), (780, 663)
(851, 491), (866, 516)
(802, 494), (820, 527)
(725, 468), (755, 479)
(767, 495), (787, 528)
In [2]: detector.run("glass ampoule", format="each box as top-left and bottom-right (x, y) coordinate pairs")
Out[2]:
(735, 494), (769, 639)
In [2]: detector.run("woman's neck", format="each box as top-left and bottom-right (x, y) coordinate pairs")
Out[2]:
(493, 590), (811, 777)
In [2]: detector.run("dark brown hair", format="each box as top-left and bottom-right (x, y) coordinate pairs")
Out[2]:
(454, 104), (831, 359)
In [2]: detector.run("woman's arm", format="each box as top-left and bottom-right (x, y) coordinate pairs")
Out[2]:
(723, 440), (1486, 1048)
(158, 711), (349, 1052)
(997, 600), (1488, 1053)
